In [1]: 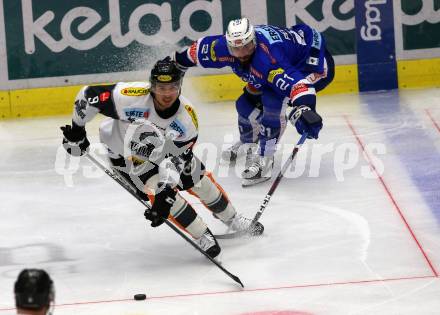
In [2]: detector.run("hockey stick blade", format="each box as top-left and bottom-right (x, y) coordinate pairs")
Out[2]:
(215, 230), (249, 239)
(85, 153), (244, 288)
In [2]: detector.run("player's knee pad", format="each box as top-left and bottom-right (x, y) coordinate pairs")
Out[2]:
(190, 173), (236, 222)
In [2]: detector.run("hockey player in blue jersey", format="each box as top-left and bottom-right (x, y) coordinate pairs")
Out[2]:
(174, 18), (335, 186)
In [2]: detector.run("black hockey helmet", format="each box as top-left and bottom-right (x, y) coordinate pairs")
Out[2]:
(150, 56), (184, 94)
(14, 269), (54, 310)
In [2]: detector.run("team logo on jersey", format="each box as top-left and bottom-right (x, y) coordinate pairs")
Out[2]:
(99, 91), (111, 102)
(121, 88), (149, 96)
(124, 108), (150, 119)
(157, 75), (172, 82)
(210, 40), (217, 62)
(267, 68), (284, 83)
(184, 105), (198, 130)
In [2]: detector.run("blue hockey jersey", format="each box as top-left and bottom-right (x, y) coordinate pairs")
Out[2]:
(186, 24), (326, 100)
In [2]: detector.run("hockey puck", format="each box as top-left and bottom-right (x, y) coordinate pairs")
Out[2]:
(134, 293), (147, 301)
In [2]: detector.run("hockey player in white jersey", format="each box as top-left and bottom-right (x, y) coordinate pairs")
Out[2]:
(61, 57), (263, 258)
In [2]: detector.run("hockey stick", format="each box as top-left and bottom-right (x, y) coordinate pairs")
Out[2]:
(85, 153), (244, 288)
(216, 132), (308, 239)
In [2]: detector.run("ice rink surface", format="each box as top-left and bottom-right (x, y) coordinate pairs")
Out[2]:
(0, 88), (440, 314)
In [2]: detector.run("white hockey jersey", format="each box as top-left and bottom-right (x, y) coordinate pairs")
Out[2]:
(72, 82), (199, 164)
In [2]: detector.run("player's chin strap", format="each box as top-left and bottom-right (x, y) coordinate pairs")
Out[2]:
(216, 133), (308, 239)
(84, 153), (244, 288)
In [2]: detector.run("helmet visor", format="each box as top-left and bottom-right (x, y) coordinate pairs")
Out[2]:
(151, 81), (181, 96)
(227, 41), (256, 58)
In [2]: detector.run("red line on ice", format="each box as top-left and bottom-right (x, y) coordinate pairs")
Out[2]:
(343, 115), (438, 277)
(425, 109), (440, 134)
(0, 274), (435, 311)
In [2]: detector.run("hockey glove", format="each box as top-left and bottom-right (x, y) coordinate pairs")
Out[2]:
(144, 184), (176, 227)
(60, 124), (90, 156)
(288, 106), (323, 139)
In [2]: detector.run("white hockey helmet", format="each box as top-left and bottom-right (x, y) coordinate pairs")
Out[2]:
(225, 18), (256, 49)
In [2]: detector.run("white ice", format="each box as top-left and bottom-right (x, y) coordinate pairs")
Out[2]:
(1, 88), (440, 315)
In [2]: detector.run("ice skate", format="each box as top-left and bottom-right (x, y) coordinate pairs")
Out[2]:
(221, 141), (256, 163)
(227, 213), (264, 236)
(195, 228), (221, 258)
(241, 156), (273, 187)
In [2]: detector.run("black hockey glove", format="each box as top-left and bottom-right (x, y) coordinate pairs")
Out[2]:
(60, 124), (90, 156)
(288, 106), (323, 139)
(144, 184), (177, 227)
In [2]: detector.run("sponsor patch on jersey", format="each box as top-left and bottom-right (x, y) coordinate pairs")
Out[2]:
(157, 75), (172, 82)
(184, 105), (199, 130)
(99, 91), (111, 102)
(121, 88), (149, 96)
(170, 120), (186, 136)
(124, 108), (150, 119)
(267, 68), (284, 83)
(311, 28), (322, 49)
(210, 40), (217, 62)
(289, 83), (309, 100)
(257, 26), (282, 44)
(219, 56), (235, 62)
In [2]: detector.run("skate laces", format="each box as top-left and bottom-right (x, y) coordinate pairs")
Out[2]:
(244, 159), (262, 175)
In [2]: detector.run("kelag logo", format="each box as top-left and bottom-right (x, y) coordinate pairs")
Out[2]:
(360, 0), (387, 41)
(354, 0), (397, 91)
(21, 0), (222, 54)
(2, 0), (439, 85)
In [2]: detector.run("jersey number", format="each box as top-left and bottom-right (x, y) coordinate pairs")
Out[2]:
(201, 44), (210, 61)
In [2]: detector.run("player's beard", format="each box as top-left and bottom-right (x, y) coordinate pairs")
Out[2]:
(237, 51), (255, 66)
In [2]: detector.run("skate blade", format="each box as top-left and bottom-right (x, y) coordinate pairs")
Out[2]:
(241, 176), (271, 187)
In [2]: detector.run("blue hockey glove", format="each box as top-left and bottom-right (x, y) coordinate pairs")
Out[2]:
(288, 106), (323, 139)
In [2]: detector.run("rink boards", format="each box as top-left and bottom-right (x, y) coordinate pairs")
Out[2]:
(1, 58), (440, 119)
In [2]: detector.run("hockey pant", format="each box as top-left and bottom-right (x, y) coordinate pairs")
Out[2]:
(236, 87), (287, 157)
